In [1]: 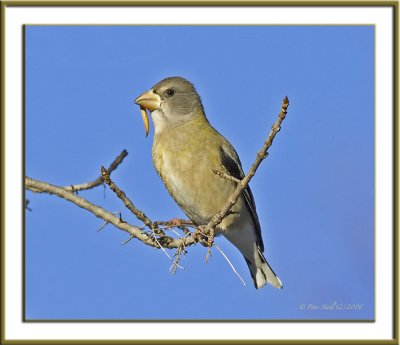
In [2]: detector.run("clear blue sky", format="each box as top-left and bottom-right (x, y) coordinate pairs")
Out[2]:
(25, 25), (374, 320)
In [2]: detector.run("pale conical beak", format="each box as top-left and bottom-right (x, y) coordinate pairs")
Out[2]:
(134, 89), (161, 137)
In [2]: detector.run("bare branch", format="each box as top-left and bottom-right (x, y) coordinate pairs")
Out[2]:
(154, 219), (196, 235)
(100, 166), (189, 272)
(28, 150), (128, 194)
(201, 96), (290, 245)
(25, 177), (196, 249)
(212, 169), (241, 184)
(154, 219), (195, 228)
(169, 243), (187, 274)
(100, 167), (186, 269)
(101, 166), (154, 229)
(25, 96), (289, 281)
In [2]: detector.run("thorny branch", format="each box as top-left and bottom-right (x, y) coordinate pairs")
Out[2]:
(25, 96), (289, 277)
(196, 96), (289, 246)
(28, 149), (128, 194)
(25, 176), (197, 249)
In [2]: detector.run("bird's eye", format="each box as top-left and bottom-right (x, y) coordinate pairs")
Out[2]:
(166, 89), (175, 96)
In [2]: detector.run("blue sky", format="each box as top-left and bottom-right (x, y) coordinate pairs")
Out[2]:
(25, 25), (374, 320)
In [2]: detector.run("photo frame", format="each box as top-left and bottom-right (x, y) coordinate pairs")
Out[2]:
(1, 1), (398, 344)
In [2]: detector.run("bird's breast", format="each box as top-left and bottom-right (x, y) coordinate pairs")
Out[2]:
(152, 128), (236, 225)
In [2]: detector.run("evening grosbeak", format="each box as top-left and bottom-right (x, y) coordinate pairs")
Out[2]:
(135, 76), (282, 289)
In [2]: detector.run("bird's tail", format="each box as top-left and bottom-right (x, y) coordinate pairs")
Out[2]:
(246, 249), (283, 289)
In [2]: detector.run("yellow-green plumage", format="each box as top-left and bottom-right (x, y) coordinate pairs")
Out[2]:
(135, 76), (282, 289)
(153, 113), (241, 228)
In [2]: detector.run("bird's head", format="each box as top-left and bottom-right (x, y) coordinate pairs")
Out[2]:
(135, 77), (205, 136)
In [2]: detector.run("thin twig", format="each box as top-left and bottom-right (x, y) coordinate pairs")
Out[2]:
(212, 169), (241, 184)
(205, 247), (212, 263)
(152, 219), (195, 238)
(170, 244), (186, 274)
(66, 149), (128, 192)
(178, 225), (192, 236)
(25, 177), (196, 249)
(101, 166), (154, 229)
(154, 219), (196, 228)
(149, 227), (184, 271)
(28, 150), (128, 194)
(154, 219), (195, 236)
(202, 96), (289, 245)
(100, 167), (186, 270)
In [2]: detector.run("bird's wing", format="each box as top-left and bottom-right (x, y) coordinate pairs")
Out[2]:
(219, 143), (264, 252)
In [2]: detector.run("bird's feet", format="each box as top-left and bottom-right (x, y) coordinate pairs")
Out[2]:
(167, 218), (185, 227)
(156, 218), (193, 227)
(193, 226), (214, 247)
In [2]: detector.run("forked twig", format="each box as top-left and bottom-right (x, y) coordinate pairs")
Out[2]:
(28, 150), (128, 194)
(201, 96), (290, 246)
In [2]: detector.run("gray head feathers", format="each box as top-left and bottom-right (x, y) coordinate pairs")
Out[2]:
(152, 77), (205, 119)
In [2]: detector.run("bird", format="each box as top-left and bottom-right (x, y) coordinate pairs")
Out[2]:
(135, 76), (282, 289)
